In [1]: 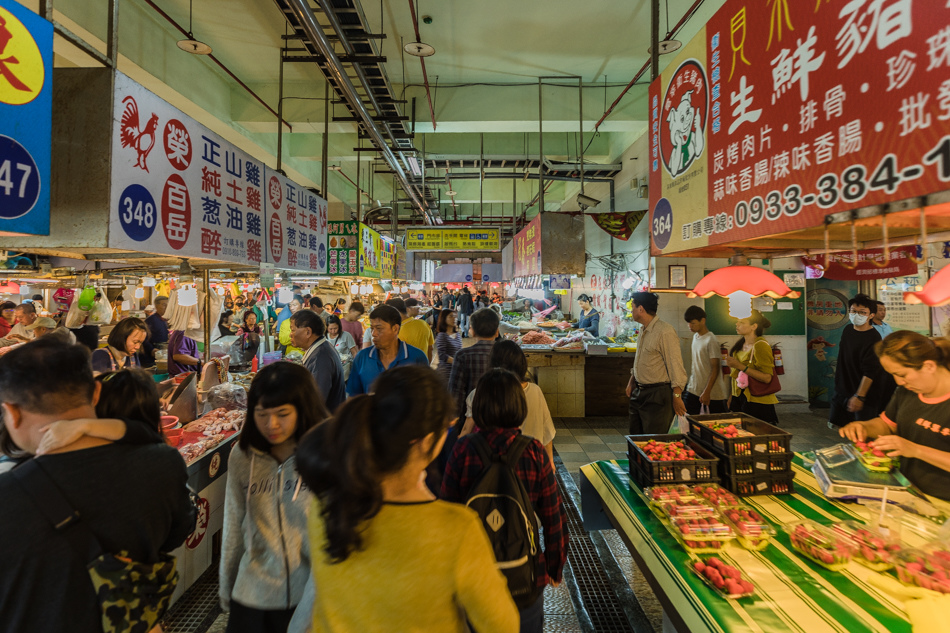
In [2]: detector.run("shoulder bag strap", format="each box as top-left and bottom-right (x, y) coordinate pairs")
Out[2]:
(503, 434), (533, 467)
(12, 459), (103, 563)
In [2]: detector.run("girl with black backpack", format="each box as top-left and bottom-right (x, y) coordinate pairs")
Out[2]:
(442, 368), (568, 633)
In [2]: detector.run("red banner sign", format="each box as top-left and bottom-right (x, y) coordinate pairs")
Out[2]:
(802, 245), (918, 280)
(513, 215), (541, 278)
(592, 211), (646, 241)
(649, 2), (950, 255)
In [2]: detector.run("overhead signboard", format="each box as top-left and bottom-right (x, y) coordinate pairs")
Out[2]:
(328, 220), (358, 276)
(380, 236), (396, 278)
(0, 0), (52, 235)
(109, 73), (265, 265)
(802, 246), (919, 280)
(359, 223), (381, 278)
(404, 226), (500, 251)
(263, 167), (327, 273)
(649, 2), (950, 255)
(513, 215), (541, 278)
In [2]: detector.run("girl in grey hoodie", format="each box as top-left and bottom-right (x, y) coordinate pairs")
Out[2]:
(220, 362), (329, 633)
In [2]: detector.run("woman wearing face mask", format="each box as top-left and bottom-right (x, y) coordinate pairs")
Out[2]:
(840, 332), (950, 500)
(220, 362), (330, 633)
(296, 366), (518, 633)
(724, 310), (779, 425)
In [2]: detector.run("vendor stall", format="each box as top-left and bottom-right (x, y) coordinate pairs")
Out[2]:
(581, 457), (946, 633)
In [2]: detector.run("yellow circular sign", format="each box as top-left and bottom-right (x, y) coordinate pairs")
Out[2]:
(0, 7), (45, 106)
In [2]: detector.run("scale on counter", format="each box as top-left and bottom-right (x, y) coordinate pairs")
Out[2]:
(812, 444), (942, 518)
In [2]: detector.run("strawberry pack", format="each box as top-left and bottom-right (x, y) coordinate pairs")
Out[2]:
(692, 557), (756, 599)
(831, 521), (900, 571)
(895, 545), (950, 593)
(721, 505), (775, 550)
(851, 440), (896, 472)
(786, 520), (855, 572)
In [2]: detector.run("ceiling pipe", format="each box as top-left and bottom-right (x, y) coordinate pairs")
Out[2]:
(406, 0), (437, 131)
(141, 0), (291, 132)
(594, 0), (705, 131)
(280, 0), (429, 221)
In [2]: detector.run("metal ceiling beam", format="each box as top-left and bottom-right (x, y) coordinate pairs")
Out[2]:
(279, 0), (429, 221)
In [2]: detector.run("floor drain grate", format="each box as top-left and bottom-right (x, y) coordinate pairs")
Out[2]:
(161, 566), (222, 633)
(556, 458), (638, 633)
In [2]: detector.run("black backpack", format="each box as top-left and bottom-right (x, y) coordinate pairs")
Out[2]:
(464, 433), (542, 608)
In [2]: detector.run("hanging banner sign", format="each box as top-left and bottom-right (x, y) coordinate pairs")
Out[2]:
(801, 245), (919, 280)
(649, 2), (950, 256)
(328, 220), (358, 276)
(110, 73), (265, 265)
(513, 215), (541, 278)
(0, 0), (52, 235)
(592, 211), (646, 241)
(404, 226), (500, 251)
(262, 167), (327, 273)
(359, 223), (382, 278)
(380, 236), (396, 278)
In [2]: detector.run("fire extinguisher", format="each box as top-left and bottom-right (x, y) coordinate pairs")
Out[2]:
(773, 344), (785, 375)
(721, 344), (731, 376)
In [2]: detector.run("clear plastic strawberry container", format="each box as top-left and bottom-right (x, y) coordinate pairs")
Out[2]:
(894, 544), (950, 593)
(692, 482), (742, 507)
(643, 484), (696, 506)
(851, 440), (896, 472)
(690, 556), (756, 599)
(658, 497), (718, 521)
(831, 520), (901, 571)
(785, 520), (855, 572)
(721, 505), (776, 551)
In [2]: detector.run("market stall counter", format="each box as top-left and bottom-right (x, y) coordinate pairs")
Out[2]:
(580, 457), (947, 633)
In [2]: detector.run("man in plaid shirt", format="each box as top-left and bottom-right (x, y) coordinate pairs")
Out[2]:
(447, 307), (500, 420)
(442, 368), (567, 633)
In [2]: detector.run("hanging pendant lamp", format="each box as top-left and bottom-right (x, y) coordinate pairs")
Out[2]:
(177, 0), (212, 55)
(903, 265), (950, 306)
(688, 255), (800, 319)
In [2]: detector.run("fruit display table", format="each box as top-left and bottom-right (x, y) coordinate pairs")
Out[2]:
(579, 457), (946, 633)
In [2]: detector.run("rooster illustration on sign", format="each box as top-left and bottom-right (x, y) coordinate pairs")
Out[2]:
(120, 96), (159, 173)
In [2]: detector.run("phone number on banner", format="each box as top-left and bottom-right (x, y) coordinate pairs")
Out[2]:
(680, 135), (950, 242)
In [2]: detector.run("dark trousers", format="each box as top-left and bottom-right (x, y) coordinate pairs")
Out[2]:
(226, 601), (296, 633)
(730, 393), (779, 425)
(828, 393), (879, 427)
(518, 590), (544, 633)
(629, 384), (673, 435)
(682, 391), (728, 415)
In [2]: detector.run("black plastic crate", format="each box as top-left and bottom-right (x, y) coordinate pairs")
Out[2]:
(686, 413), (792, 457)
(723, 470), (796, 497)
(626, 434), (719, 485)
(717, 451), (793, 478)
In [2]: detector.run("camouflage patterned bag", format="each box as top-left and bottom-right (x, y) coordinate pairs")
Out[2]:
(88, 551), (178, 633)
(13, 460), (180, 633)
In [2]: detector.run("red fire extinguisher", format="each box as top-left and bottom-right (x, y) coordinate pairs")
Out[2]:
(721, 344), (731, 376)
(773, 344), (785, 375)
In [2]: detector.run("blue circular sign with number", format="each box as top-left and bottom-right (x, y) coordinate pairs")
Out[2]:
(652, 197), (673, 250)
(482, 274), (489, 281)
(118, 184), (157, 242)
(318, 243), (327, 269)
(465, 274), (472, 282)
(0, 136), (41, 219)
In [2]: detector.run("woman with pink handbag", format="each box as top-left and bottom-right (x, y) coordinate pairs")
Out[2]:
(724, 310), (780, 425)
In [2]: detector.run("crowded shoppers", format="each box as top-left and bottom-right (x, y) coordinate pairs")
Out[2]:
(725, 310), (780, 425)
(290, 310), (347, 413)
(91, 316), (148, 374)
(573, 294), (600, 336)
(443, 368), (567, 633)
(296, 365), (518, 633)
(683, 306), (728, 414)
(828, 294), (891, 428)
(309, 297), (330, 324)
(448, 307), (501, 421)
(840, 331), (950, 499)
(435, 309), (461, 382)
(872, 300), (894, 338)
(8, 302), (37, 341)
(347, 305), (429, 396)
(326, 315), (358, 381)
(459, 340), (556, 464)
(458, 287), (475, 336)
(0, 339), (196, 633)
(218, 298), (235, 338)
(234, 310), (263, 363)
(387, 297), (434, 361)
(341, 300), (365, 350)
(279, 295), (305, 357)
(221, 362), (329, 633)
(0, 301), (15, 338)
(143, 295), (169, 364)
(625, 292), (688, 434)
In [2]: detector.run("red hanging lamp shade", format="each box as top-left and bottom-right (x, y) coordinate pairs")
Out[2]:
(903, 264), (950, 306)
(688, 265), (800, 319)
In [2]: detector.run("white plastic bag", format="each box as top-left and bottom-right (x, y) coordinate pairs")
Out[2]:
(669, 414), (689, 434)
(87, 292), (113, 326)
(64, 299), (88, 329)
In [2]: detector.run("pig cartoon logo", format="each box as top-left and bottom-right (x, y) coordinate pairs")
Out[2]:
(659, 60), (708, 179)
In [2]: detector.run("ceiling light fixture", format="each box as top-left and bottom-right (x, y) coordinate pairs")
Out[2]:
(404, 41), (435, 57)
(176, 0), (212, 55)
(688, 255), (800, 319)
(446, 189), (457, 197)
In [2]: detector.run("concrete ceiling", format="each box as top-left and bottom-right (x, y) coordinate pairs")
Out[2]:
(22, 0), (725, 232)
